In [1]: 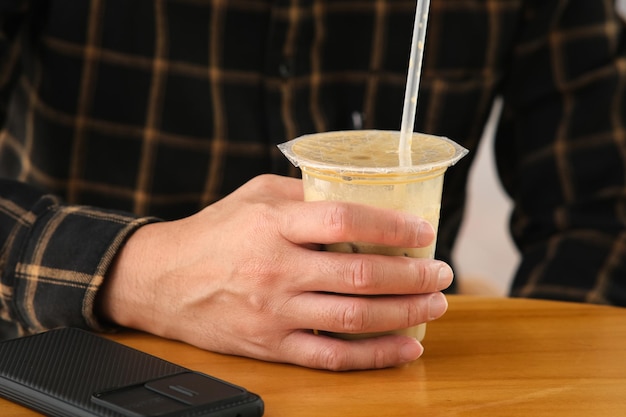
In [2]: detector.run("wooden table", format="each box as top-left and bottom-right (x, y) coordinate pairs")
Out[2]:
(2, 295), (626, 416)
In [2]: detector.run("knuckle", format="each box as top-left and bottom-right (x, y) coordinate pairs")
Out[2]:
(323, 204), (352, 239)
(340, 299), (369, 333)
(346, 258), (377, 291)
(244, 199), (277, 232)
(316, 344), (350, 371)
(405, 298), (424, 328)
(411, 260), (437, 293)
(248, 173), (275, 190)
(372, 347), (387, 369)
(313, 342), (390, 371)
(385, 213), (409, 242)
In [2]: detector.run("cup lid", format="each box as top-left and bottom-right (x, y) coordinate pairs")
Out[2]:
(278, 130), (468, 175)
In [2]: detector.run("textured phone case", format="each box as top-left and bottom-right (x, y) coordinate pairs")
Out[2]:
(0, 328), (263, 417)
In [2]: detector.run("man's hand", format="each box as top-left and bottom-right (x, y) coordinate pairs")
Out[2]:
(97, 174), (453, 371)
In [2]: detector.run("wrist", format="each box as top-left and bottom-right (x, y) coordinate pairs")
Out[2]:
(95, 223), (165, 331)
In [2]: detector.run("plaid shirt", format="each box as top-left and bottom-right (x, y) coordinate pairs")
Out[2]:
(1, 0), (625, 339)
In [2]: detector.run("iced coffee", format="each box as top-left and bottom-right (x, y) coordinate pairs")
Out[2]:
(278, 130), (467, 340)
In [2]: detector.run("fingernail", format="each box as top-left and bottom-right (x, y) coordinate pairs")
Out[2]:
(416, 220), (435, 246)
(400, 340), (424, 362)
(429, 292), (448, 321)
(438, 265), (454, 289)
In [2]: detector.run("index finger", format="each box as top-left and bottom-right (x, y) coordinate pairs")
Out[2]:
(279, 201), (435, 248)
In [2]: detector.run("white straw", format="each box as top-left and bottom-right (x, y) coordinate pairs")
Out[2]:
(399, 0), (431, 166)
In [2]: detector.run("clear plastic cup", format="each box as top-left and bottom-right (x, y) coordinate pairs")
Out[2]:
(278, 130), (468, 340)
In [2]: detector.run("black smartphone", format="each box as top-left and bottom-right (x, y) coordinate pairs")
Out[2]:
(0, 327), (264, 417)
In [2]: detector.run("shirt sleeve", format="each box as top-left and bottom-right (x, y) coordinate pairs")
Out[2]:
(496, 2), (626, 305)
(0, 179), (159, 339)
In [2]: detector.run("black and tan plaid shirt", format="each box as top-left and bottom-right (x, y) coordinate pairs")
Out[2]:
(1, 0), (625, 339)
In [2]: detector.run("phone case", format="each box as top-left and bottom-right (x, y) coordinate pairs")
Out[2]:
(0, 328), (264, 417)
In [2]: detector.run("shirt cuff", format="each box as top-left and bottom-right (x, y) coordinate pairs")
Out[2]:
(8, 195), (159, 334)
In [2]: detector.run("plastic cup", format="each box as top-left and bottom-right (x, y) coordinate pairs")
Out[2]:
(278, 130), (468, 340)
